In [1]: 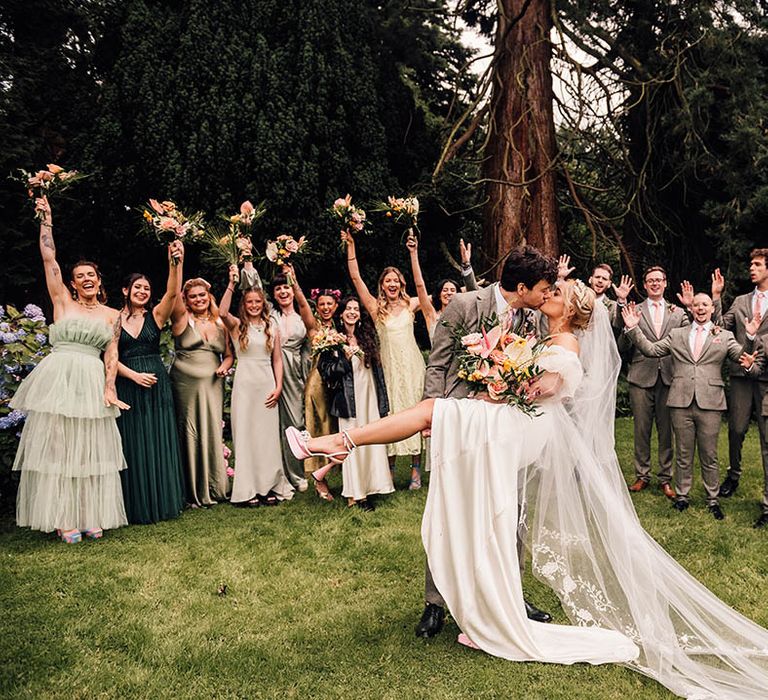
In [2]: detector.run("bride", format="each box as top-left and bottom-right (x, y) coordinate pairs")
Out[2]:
(287, 279), (768, 699)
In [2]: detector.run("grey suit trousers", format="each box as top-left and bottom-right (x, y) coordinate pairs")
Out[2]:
(630, 378), (673, 483)
(670, 402), (722, 504)
(727, 377), (764, 480)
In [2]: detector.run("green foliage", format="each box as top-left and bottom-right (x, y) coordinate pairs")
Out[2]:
(0, 303), (50, 505)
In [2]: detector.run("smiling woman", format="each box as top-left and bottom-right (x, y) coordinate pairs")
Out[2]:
(10, 196), (128, 543)
(115, 242), (186, 524)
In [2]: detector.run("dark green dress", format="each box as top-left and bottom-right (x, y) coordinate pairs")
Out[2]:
(116, 314), (184, 524)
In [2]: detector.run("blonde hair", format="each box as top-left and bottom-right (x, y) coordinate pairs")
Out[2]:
(237, 288), (273, 353)
(562, 279), (595, 331)
(183, 278), (220, 323)
(376, 266), (410, 321)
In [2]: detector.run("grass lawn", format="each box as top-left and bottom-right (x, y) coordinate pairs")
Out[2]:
(1, 418), (767, 700)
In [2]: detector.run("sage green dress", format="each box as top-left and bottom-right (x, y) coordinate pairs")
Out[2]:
(272, 310), (309, 488)
(170, 321), (228, 506)
(12, 316), (128, 532)
(116, 314), (185, 523)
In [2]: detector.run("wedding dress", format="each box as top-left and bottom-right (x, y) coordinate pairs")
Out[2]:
(422, 304), (768, 699)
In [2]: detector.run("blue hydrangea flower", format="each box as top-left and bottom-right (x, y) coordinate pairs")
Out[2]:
(0, 322), (9, 332)
(0, 409), (26, 430)
(0, 306), (4, 319)
(35, 333), (47, 345)
(22, 304), (45, 322)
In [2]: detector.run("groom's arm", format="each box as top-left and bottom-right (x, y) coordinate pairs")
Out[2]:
(424, 296), (463, 399)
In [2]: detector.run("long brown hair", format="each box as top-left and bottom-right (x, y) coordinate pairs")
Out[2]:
(376, 266), (410, 321)
(336, 295), (380, 369)
(237, 288), (273, 353)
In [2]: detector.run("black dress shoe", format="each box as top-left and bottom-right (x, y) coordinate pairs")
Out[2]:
(708, 504), (725, 520)
(357, 499), (375, 512)
(415, 603), (445, 638)
(673, 499), (689, 512)
(524, 599), (552, 623)
(754, 513), (768, 529)
(718, 477), (739, 498)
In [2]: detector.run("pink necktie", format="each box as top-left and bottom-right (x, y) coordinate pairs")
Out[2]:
(652, 302), (663, 337)
(755, 292), (765, 320)
(693, 325), (705, 361)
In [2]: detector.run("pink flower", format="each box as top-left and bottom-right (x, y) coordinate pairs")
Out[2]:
(159, 216), (177, 230)
(285, 238), (299, 253)
(226, 466), (235, 478)
(149, 198), (165, 215)
(223, 445), (232, 459)
(240, 200), (254, 217)
(161, 200), (176, 211)
(487, 379), (508, 400)
(46, 163), (64, 174)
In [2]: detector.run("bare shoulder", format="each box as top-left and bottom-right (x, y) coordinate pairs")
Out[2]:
(549, 332), (580, 354)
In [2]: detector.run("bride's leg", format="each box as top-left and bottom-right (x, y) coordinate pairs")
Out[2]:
(306, 399), (436, 456)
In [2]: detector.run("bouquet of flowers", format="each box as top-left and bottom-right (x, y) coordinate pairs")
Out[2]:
(310, 326), (364, 362)
(373, 195), (420, 236)
(265, 234), (307, 285)
(14, 164), (88, 219)
(330, 194), (367, 238)
(201, 200), (266, 267)
(141, 199), (206, 264)
(450, 314), (548, 417)
(310, 326), (348, 357)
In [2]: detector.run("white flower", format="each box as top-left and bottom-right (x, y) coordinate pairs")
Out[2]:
(540, 561), (559, 579)
(562, 576), (576, 593)
(265, 241), (279, 262)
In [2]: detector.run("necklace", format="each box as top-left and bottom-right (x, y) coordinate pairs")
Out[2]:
(77, 299), (100, 310)
(193, 313), (212, 323)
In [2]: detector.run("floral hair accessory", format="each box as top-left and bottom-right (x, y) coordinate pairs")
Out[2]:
(310, 288), (341, 302)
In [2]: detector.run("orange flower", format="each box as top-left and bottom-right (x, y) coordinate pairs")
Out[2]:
(46, 164), (64, 174)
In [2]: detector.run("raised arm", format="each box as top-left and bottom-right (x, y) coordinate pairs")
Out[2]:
(342, 231), (377, 318)
(284, 263), (318, 337)
(35, 196), (70, 312)
(622, 304), (673, 357)
(152, 241), (184, 326)
(218, 266), (241, 334)
(406, 233), (436, 328)
(459, 238), (478, 291)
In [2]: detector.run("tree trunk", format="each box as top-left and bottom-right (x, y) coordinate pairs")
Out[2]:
(483, 0), (559, 278)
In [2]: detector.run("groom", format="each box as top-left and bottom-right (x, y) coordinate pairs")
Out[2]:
(417, 244), (558, 638)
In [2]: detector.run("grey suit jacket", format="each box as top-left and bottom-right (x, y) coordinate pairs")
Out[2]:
(626, 326), (747, 411)
(618, 300), (690, 388)
(714, 293), (768, 376)
(423, 285), (538, 400)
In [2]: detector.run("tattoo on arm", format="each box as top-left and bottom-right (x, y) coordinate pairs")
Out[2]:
(41, 231), (55, 251)
(104, 316), (122, 387)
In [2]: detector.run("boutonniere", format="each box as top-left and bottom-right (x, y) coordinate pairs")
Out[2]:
(710, 325), (722, 337)
(667, 303), (679, 314)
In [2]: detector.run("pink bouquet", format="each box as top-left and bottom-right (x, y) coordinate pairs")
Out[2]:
(373, 195), (420, 234)
(15, 164), (88, 219)
(265, 234), (307, 285)
(330, 194), (367, 238)
(450, 314), (548, 416)
(141, 199), (206, 264)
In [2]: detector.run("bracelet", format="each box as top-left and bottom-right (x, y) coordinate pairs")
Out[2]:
(347, 256), (356, 261)
(41, 223), (52, 229)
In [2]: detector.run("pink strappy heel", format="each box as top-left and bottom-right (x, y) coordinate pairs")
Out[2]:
(285, 427), (353, 465)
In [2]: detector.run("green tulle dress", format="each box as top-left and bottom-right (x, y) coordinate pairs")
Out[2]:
(116, 314), (184, 524)
(11, 316), (128, 532)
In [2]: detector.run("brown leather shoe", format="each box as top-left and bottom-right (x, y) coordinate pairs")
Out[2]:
(661, 483), (676, 500)
(628, 479), (649, 492)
